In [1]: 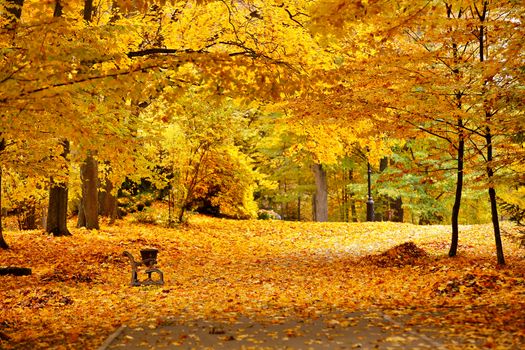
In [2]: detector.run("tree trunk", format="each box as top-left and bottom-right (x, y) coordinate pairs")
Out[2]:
(18, 205), (37, 230)
(378, 157), (403, 222)
(0, 166), (9, 249)
(392, 196), (404, 222)
(297, 195), (301, 221)
(177, 206), (186, 223)
(99, 178), (118, 224)
(46, 139), (71, 236)
(0, 1), (25, 248)
(348, 169), (357, 222)
(312, 163), (328, 222)
(449, 119), (464, 257)
(83, 0), (94, 21)
(476, 1), (504, 265)
(47, 182), (71, 235)
(77, 154), (99, 230)
(486, 130), (505, 265)
(5, 0), (24, 29)
(76, 1), (99, 230)
(444, 3), (466, 257)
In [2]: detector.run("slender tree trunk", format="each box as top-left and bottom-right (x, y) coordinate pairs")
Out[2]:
(77, 154), (99, 229)
(348, 169), (357, 222)
(99, 177), (118, 224)
(476, 1), (504, 265)
(446, 4), (466, 257)
(341, 169), (348, 222)
(46, 139), (71, 236)
(449, 119), (464, 257)
(297, 195), (301, 221)
(177, 206), (186, 223)
(486, 129), (505, 265)
(312, 163), (328, 222)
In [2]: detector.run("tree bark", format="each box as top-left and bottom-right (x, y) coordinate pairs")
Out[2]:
(77, 153), (99, 229)
(312, 163), (328, 222)
(378, 157), (403, 222)
(47, 182), (71, 235)
(476, 1), (505, 265)
(446, 3), (465, 257)
(5, 0), (24, 28)
(18, 205), (37, 230)
(83, 0), (94, 21)
(46, 139), (71, 236)
(392, 196), (403, 222)
(297, 195), (301, 221)
(486, 130), (505, 265)
(348, 169), (358, 222)
(99, 178), (118, 224)
(53, 0), (62, 17)
(1, 0), (25, 250)
(449, 119), (464, 257)
(76, 1), (100, 230)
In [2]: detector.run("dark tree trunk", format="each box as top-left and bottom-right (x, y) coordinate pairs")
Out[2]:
(392, 196), (404, 222)
(53, 0), (63, 17)
(486, 131), (505, 265)
(312, 163), (328, 222)
(348, 169), (358, 222)
(5, 0), (24, 28)
(83, 0), (94, 21)
(46, 139), (71, 236)
(479, 22), (504, 265)
(77, 154), (99, 230)
(0, 1), (25, 248)
(99, 178), (118, 224)
(340, 169), (348, 222)
(476, 1), (504, 265)
(18, 205), (37, 230)
(76, 2), (98, 231)
(47, 182), (71, 235)
(378, 157), (403, 222)
(449, 119), (464, 257)
(297, 195), (301, 221)
(445, 3), (466, 257)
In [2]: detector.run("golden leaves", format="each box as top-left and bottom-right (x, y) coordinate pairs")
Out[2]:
(0, 216), (524, 348)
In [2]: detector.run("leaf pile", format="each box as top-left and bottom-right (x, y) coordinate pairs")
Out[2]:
(362, 241), (428, 267)
(0, 217), (524, 349)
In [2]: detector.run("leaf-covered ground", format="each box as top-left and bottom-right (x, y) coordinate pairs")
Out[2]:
(0, 216), (524, 349)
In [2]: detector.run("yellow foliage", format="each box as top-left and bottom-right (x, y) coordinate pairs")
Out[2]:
(0, 217), (523, 349)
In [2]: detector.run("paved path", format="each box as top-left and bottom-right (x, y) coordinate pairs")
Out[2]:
(99, 310), (481, 349)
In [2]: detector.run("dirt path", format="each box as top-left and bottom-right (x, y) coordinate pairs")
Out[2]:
(99, 310), (484, 350)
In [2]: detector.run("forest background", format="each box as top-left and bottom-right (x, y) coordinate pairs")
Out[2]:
(1, 1), (525, 349)
(0, 0), (524, 256)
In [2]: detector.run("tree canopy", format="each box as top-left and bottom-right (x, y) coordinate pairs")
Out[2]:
(0, 0), (523, 263)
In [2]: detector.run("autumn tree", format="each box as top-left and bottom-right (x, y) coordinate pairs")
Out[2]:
(75, 0), (100, 230)
(45, 0), (71, 236)
(1, 0), (25, 248)
(154, 93), (258, 222)
(305, 0), (524, 263)
(464, 0), (525, 265)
